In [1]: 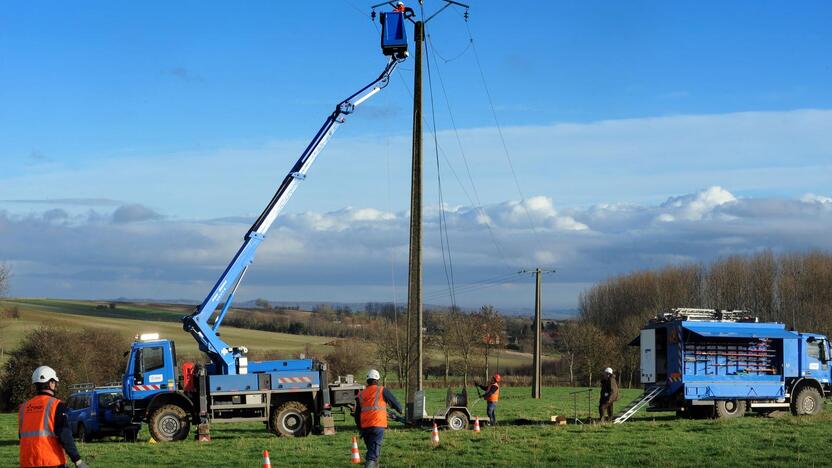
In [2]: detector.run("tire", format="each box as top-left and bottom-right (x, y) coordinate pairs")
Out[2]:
(148, 404), (191, 442)
(792, 387), (823, 416)
(446, 410), (469, 431)
(76, 423), (92, 443)
(714, 400), (746, 419)
(270, 401), (312, 437)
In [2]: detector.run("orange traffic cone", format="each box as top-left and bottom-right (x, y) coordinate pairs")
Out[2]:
(350, 436), (362, 464)
(431, 422), (440, 445)
(473, 416), (481, 433)
(262, 450), (271, 468)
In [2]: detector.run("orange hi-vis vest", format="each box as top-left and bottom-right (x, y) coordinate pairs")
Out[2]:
(19, 394), (66, 468)
(485, 383), (500, 402)
(359, 385), (388, 428)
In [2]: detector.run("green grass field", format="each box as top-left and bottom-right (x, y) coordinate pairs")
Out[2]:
(1, 386), (828, 467)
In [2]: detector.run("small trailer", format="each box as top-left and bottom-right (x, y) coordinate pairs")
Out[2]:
(410, 387), (486, 430)
(617, 308), (831, 423)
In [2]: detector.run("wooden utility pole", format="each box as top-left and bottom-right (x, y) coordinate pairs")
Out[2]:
(405, 18), (424, 422)
(372, 0), (470, 424)
(532, 268), (542, 399)
(521, 268), (552, 398)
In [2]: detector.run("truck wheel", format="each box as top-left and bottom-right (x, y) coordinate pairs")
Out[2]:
(148, 404), (191, 442)
(714, 400), (746, 419)
(270, 401), (312, 437)
(446, 410), (469, 430)
(792, 387), (823, 416)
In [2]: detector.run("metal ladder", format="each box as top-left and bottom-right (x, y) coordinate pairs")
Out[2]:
(613, 386), (664, 424)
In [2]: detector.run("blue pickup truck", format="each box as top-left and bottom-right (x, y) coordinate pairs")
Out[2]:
(67, 384), (142, 442)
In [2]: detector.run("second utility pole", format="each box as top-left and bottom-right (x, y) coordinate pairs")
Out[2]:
(532, 268), (542, 399)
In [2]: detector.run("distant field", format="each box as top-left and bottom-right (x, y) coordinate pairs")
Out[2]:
(0, 299), (550, 372)
(0, 299), (335, 365)
(1, 386), (828, 467)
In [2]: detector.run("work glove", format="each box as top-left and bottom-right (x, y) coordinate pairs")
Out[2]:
(75, 460), (90, 468)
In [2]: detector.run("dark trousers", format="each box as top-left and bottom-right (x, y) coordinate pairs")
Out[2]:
(486, 402), (497, 426)
(361, 427), (385, 462)
(599, 401), (614, 421)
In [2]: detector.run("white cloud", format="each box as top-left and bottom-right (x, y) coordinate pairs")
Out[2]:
(658, 186), (737, 222)
(2, 187), (832, 311)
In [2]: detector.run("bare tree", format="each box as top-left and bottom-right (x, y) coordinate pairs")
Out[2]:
(449, 308), (479, 387)
(476, 305), (505, 382)
(553, 321), (582, 386)
(0, 263), (9, 298)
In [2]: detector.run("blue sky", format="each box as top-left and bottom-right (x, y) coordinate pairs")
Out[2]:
(1, 1), (830, 313)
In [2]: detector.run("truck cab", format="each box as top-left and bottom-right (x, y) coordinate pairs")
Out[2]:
(799, 334), (831, 386)
(123, 334), (177, 402)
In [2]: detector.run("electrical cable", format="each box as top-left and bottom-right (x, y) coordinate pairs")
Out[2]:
(463, 20), (545, 252)
(427, 33), (473, 63)
(427, 32), (513, 271)
(424, 22), (457, 308)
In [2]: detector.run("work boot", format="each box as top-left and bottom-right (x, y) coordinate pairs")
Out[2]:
(364, 460), (377, 468)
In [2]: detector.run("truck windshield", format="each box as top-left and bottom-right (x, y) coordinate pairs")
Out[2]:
(809, 342), (822, 360)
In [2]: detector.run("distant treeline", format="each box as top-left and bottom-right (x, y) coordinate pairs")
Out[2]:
(556, 250), (832, 388)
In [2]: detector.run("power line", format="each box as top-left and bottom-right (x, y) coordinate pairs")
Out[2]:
(464, 20), (545, 252)
(427, 32), (513, 270)
(424, 22), (457, 308)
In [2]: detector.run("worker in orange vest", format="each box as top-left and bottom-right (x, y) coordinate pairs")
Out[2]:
(393, 1), (406, 13)
(476, 373), (501, 426)
(354, 369), (402, 468)
(19, 366), (88, 468)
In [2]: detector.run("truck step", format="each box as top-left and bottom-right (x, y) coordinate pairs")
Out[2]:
(613, 386), (664, 424)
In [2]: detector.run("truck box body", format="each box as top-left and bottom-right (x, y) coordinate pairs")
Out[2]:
(631, 309), (830, 411)
(638, 318), (799, 403)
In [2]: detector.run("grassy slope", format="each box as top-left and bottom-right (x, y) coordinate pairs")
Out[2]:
(1, 386), (828, 467)
(0, 299), (549, 370)
(0, 299), (333, 364)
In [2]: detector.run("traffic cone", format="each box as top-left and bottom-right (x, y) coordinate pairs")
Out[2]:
(262, 450), (271, 468)
(473, 416), (481, 433)
(350, 436), (362, 464)
(431, 422), (440, 445)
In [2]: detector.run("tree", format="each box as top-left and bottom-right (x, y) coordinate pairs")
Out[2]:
(553, 321), (582, 386)
(371, 318), (408, 386)
(0, 326), (129, 410)
(448, 308), (480, 387)
(428, 311), (456, 387)
(254, 298), (272, 310)
(0, 263), (9, 298)
(475, 305), (505, 382)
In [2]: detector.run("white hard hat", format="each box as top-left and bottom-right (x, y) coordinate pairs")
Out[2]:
(367, 369), (381, 381)
(32, 366), (59, 384)
(603, 367), (614, 375)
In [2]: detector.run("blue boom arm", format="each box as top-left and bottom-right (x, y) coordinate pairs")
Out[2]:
(183, 55), (406, 374)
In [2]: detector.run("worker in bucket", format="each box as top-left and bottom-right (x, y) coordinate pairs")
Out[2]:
(354, 369), (403, 468)
(599, 367), (620, 422)
(19, 366), (88, 468)
(476, 373), (501, 426)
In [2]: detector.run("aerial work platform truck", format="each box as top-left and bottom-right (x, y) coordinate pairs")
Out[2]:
(118, 14), (409, 442)
(616, 308), (831, 423)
